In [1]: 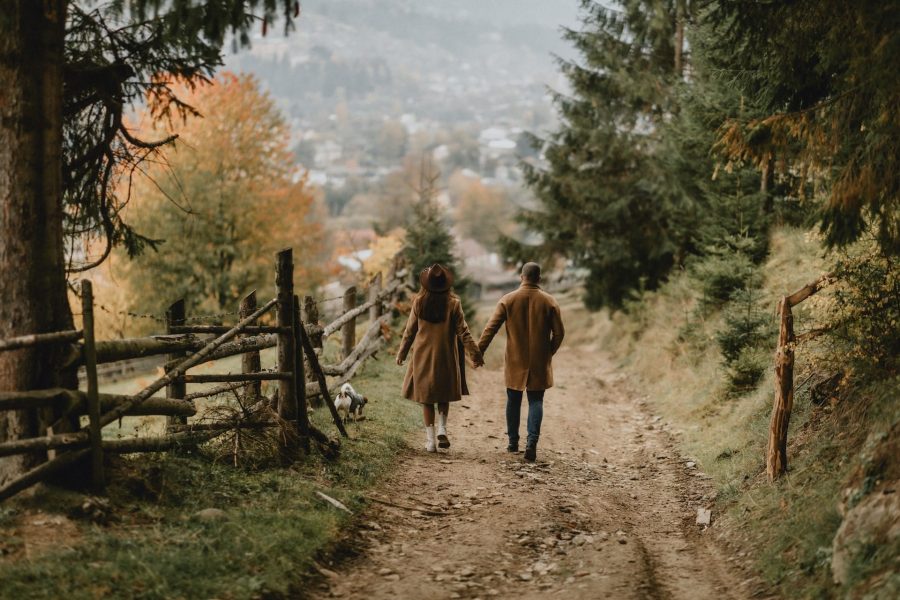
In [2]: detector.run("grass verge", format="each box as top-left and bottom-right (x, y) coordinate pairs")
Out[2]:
(0, 345), (419, 600)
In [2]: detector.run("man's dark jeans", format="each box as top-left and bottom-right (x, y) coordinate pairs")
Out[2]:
(506, 388), (545, 448)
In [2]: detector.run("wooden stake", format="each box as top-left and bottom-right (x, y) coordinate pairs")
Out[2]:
(240, 291), (262, 402)
(294, 295), (310, 447)
(297, 318), (348, 438)
(767, 297), (794, 480)
(80, 280), (104, 489)
(342, 286), (357, 360)
(369, 272), (383, 323)
(165, 299), (187, 428)
(275, 249), (296, 422)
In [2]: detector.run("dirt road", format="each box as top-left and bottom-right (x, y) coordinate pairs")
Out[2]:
(315, 343), (763, 599)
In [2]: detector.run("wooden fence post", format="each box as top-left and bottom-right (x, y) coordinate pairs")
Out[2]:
(767, 296), (794, 480)
(165, 299), (187, 428)
(240, 291), (261, 401)
(302, 295), (321, 406)
(275, 249), (296, 422)
(81, 280), (104, 490)
(293, 295), (309, 449)
(304, 295), (322, 350)
(369, 272), (383, 322)
(342, 286), (357, 360)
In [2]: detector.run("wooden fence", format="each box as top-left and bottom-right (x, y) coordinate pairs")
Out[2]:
(0, 248), (409, 501)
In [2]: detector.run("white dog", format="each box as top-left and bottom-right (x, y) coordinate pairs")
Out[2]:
(333, 382), (368, 423)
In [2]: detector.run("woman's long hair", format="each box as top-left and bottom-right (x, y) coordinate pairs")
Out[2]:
(415, 289), (452, 323)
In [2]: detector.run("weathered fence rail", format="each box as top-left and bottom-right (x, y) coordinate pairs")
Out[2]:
(0, 249), (409, 501)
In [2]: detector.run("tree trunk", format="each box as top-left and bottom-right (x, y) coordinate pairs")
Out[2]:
(674, 0), (686, 77)
(0, 0), (74, 483)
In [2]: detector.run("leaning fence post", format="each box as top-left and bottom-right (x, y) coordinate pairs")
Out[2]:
(369, 272), (383, 323)
(767, 296), (795, 480)
(293, 295), (309, 449)
(240, 291), (261, 401)
(342, 286), (357, 360)
(275, 249), (297, 422)
(165, 299), (187, 428)
(81, 280), (105, 490)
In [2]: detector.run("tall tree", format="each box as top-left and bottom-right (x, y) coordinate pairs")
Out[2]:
(123, 73), (325, 319)
(709, 0), (900, 255)
(0, 1), (71, 481)
(0, 0), (298, 480)
(402, 160), (474, 318)
(518, 0), (690, 308)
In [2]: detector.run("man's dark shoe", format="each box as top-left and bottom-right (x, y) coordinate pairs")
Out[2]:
(524, 444), (537, 462)
(507, 443), (519, 453)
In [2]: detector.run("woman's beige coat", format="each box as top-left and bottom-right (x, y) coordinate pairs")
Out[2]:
(397, 295), (481, 404)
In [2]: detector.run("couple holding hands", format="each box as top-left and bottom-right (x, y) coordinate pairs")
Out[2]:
(395, 262), (565, 462)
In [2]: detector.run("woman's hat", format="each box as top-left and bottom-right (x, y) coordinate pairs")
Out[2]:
(419, 264), (454, 293)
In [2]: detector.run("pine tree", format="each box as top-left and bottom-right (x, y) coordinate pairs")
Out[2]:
(519, 0), (688, 308)
(402, 161), (474, 318)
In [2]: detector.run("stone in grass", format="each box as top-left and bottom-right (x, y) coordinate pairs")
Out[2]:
(192, 508), (228, 522)
(696, 508), (712, 526)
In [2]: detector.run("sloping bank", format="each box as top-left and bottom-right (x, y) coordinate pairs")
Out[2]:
(583, 226), (899, 599)
(0, 350), (419, 599)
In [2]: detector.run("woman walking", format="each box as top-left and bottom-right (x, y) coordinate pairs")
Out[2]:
(396, 264), (484, 452)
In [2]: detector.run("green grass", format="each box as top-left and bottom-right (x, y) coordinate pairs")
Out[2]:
(0, 346), (420, 600)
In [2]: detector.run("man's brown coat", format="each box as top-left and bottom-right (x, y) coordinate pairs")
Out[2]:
(397, 295), (481, 404)
(478, 282), (565, 391)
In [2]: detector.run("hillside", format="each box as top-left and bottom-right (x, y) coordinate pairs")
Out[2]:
(584, 227), (899, 598)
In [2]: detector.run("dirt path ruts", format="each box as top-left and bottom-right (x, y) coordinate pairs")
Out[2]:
(314, 343), (764, 599)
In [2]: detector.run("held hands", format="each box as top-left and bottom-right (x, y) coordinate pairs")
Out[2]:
(471, 351), (485, 369)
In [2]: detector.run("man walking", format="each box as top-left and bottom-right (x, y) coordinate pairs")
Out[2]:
(478, 262), (564, 462)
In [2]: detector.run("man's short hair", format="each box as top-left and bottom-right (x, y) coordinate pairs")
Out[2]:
(521, 262), (541, 283)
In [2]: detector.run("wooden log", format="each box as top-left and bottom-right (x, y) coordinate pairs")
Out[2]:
(276, 249), (297, 421)
(0, 431), (88, 457)
(767, 297), (795, 480)
(785, 272), (836, 307)
(0, 390), (195, 417)
(0, 329), (82, 353)
(96, 297), (277, 428)
(304, 295), (323, 348)
(181, 372), (292, 383)
(166, 299), (188, 427)
(294, 295), (310, 445)
(322, 279), (400, 338)
(163, 334), (278, 371)
(183, 382), (246, 402)
(81, 280), (104, 489)
(86, 335), (203, 365)
(369, 271), (383, 322)
(297, 315), (348, 438)
(342, 286), (357, 360)
(240, 291), (262, 401)
(168, 325), (289, 335)
(0, 449), (90, 502)
(321, 315), (389, 376)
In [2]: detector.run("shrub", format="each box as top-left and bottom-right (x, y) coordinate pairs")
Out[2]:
(727, 346), (770, 391)
(692, 236), (762, 304)
(829, 241), (900, 371)
(717, 287), (774, 363)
